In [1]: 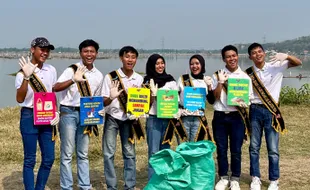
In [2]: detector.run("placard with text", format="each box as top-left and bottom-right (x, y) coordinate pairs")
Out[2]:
(157, 89), (178, 118)
(126, 87), (150, 117)
(227, 78), (250, 106)
(80, 96), (104, 126)
(183, 87), (206, 116)
(33, 92), (57, 125)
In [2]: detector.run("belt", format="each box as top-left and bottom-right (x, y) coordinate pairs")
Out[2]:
(214, 110), (239, 115)
(251, 103), (266, 108)
(60, 105), (80, 111)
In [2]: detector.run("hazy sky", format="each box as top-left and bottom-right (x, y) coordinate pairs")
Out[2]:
(0, 0), (309, 50)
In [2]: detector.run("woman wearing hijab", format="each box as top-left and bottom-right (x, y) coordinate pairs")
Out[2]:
(143, 54), (177, 180)
(177, 54), (215, 142)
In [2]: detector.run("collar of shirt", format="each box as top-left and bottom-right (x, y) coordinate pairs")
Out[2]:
(34, 63), (48, 73)
(253, 62), (268, 72)
(223, 66), (243, 75)
(117, 68), (138, 79)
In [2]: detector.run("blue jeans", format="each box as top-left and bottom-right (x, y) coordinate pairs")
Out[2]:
(146, 115), (170, 180)
(212, 111), (245, 181)
(103, 114), (136, 190)
(249, 104), (279, 181)
(59, 105), (91, 190)
(182, 116), (200, 142)
(20, 107), (55, 190)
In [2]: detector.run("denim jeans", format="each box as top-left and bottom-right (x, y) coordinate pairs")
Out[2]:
(146, 115), (171, 180)
(59, 105), (91, 190)
(182, 116), (200, 142)
(20, 107), (55, 190)
(102, 114), (136, 190)
(249, 104), (279, 181)
(212, 111), (245, 181)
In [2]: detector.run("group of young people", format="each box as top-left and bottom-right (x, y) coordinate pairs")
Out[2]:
(15, 37), (301, 190)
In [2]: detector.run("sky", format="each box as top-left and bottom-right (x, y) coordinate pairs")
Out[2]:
(0, 0), (309, 50)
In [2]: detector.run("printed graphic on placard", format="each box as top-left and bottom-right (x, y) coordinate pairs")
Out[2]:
(127, 88), (150, 117)
(80, 96), (104, 126)
(183, 87), (206, 116)
(227, 78), (250, 106)
(33, 92), (57, 125)
(157, 89), (178, 118)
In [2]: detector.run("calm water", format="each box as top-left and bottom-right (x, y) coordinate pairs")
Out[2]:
(1, 56), (310, 108)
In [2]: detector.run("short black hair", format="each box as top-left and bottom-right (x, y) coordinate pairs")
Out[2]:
(221, 45), (238, 59)
(119, 46), (139, 57)
(248, 42), (264, 56)
(79, 39), (99, 52)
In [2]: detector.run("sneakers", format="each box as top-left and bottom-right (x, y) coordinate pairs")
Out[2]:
(215, 177), (229, 190)
(267, 180), (279, 190)
(230, 180), (240, 190)
(250, 176), (261, 190)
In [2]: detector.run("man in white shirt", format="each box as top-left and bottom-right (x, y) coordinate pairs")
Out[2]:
(212, 45), (253, 190)
(54, 39), (103, 190)
(247, 43), (302, 190)
(15, 37), (59, 190)
(101, 46), (143, 190)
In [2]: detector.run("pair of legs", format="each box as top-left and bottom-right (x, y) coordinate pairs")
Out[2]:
(20, 107), (55, 190)
(182, 116), (200, 142)
(249, 104), (279, 181)
(59, 105), (91, 190)
(146, 115), (170, 180)
(103, 114), (136, 190)
(212, 111), (245, 181)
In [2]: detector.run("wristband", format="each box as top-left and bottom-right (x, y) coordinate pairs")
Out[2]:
(24, 76), (30, 81)
(71, 78), (76, 83)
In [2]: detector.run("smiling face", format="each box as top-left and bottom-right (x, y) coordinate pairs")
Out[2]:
(223, 50), (238, 72)
(249, 46), (266, 66)
(155, 58), (165, 74)
(31, 46), (50, 64)
(120, 52), (137, 72)
(80, 46), (98, 66)
(190, 58), (202, 75)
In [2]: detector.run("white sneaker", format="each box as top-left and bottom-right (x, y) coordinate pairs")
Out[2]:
(230, 180), (240, 190)
(250, 176), (261, 190)
(268, 180), (279, 190)
(215, 177), (229, 190)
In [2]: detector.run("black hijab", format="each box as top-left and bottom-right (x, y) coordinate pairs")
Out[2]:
(189, 54), (206, 79)
(143, 54), (175, 88)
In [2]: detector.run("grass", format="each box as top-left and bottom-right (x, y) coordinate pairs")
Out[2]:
(0, 105), (310, 189)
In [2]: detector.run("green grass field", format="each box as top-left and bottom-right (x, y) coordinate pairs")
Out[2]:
(0, 105), (309, 190)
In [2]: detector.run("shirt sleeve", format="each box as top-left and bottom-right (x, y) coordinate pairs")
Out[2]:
(270, 60), (289, 73)
(15, 72), (24, 89)
(102, 74), (111, 98)
(57, 68), (74, 83)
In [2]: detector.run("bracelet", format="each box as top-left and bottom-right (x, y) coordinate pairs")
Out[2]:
(23, 76), (30, 81)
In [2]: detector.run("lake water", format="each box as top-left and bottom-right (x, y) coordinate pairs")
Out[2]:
(1, 56), (310, 108)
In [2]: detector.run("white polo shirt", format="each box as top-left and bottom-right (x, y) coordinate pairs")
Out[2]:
(57, 62), (104, 107)
(177, 74), (208, 107)
(251, 61), (288, 104)
(149, 81), (178, 115)
(102, 68), (143, 121)
(15, 63), (57, 108)
(212, 66), (253, 112)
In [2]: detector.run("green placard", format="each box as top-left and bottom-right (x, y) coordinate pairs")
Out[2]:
(227, 78), (250, 106)
(157, 89), (179, 118)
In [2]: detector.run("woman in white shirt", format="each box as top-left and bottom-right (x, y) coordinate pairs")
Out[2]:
(177, 54), (215, 142)
(143, 54), (177, 181)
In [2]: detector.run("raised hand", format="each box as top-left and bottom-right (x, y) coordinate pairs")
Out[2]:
(269, 53), (288, 64)
(109, 81), (124, 100)
(150, 79), (158, 96)
(218, 69), (228, 84)
(204, 76), (212, 87)
(18, 56), (37, 78)
(72, 65), (88, 82)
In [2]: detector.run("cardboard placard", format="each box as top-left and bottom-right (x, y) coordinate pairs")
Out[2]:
(80, 96), (104, 126)
(157, 89), (178, 118)
(127, 87), (150, 117)
(183, 87), (206, 116)
(227, 78), (250, 106)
